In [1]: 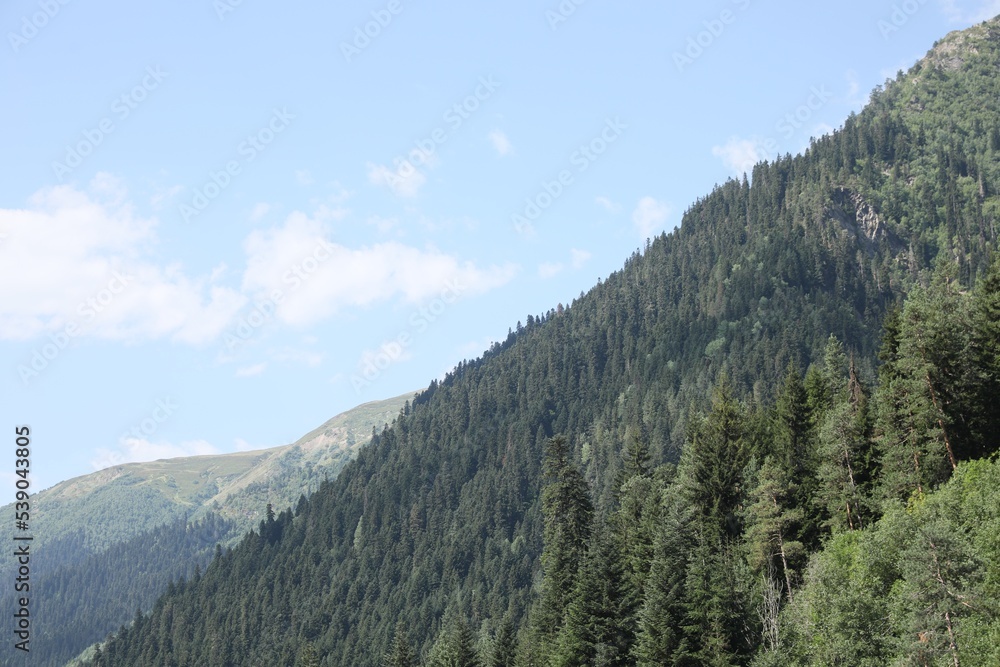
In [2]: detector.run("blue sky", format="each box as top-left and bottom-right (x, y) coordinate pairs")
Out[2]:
(2, 0), (995, 491)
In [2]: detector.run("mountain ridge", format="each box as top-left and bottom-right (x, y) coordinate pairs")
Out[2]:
(0, 392), (413, 667)
(69, 15), (1000, 667)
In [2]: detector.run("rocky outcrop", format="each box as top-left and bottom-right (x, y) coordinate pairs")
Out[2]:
(827, 188), (905, 258)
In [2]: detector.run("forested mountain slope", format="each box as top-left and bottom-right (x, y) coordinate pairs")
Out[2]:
(0, 394), (408, 667)
(84, 17), (1000, 667)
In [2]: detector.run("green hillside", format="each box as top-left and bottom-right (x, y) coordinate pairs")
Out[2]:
(3, 392), (410, 564)
(79, 17), (1000, 667)
(0, 392), (411, 667)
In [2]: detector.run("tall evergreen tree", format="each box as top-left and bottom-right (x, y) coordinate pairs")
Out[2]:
(681, 379), (752, 539)
(633, 484), (694, 667)
(426, 619), (480, 667)
(383, 625), (416, 667)
(534, 435), (594, 646)
(744, 456), (805, 604)
(553, 526), (634, 667)
(815, 339), (872, 533)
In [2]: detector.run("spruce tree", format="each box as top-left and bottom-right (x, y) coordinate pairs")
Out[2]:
(535, 435), (594, 644)
(383, 625), (416, 667)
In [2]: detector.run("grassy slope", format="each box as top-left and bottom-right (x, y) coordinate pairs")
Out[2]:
(1, 392), (412, 571)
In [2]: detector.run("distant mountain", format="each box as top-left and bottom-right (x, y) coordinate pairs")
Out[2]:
(0, 392), (411, 667)
(74, 17), (1000, 667)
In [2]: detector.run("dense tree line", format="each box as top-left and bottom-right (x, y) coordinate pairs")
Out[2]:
(515, 253), (1000, 666)
(0, 514), (232, 667)
(83, 19), (1000, 667)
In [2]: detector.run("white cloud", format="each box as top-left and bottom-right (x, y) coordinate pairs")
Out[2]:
(295, 169), (315, 186)
(538, 262), (564, 279)
(367, 214), (400, 235)
(540, 249), (591, 278)
(595, 196), (620, 213)
(150, 184), (183, 208)
(235, 362), (267, 377)
(811, 123), (835, 140)
(489, 129), (513, 156)
(632, 197), (672, 239)
(90, 437), (220, 470)
(327, 181), (353, 204)
(711, 137), (769, 176)
(359, 341), (413, 368)
(844, 69), (870, 111)
(456, 337), (497, 360)
(240, 212), (518, 328)
(250, 202), (271, 221)
(938, 0), (1000, 22)
(368, 162), (428, 198)
(271, 347), (324, 367)
(0, 178), (246, 344)
(233, 438), (259, 452)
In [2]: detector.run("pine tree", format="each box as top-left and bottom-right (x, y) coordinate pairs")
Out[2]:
(744, 456), (805, 604)
(895, 517), (983, 667)
(634, 485), (692, 666)
(875, 277), (974, 505)
(534, 435), (594, 644)
(426, 619), (480, 667)
(681, 378), (751, 539)
(971, 250), (1000, 456)
(553, 526), (633, 667)
(297, 641), (320, 667)
(770, 365), (820, 549)
(383, 625), (416, 667)
(815, 339), (872, 533)
(486, 615), (516, 667)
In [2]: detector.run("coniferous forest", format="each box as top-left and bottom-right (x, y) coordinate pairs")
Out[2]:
(80, 18), (1000, 667)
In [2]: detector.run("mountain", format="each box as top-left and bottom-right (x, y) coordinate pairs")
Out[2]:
(0, 392), (411, 667)
(4, 392), (410, 565)
(79, 18), (1000, 667)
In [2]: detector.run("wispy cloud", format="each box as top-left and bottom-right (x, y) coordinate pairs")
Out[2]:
(538, 248), (591, 279)
(367, 162), (428, 198)
(632, 197), (672, 239)
(489, 129), (513, 156)
(250, 202), (271, 222)
(235, 362), (267, 377)
(91, 437), (220, 470)
(595, 196), (620, 213)
(570, 248), (591, 269)
(538, 262), (564, 279)
(711, 137), (769, 176)
(938, 0), (1000, 22)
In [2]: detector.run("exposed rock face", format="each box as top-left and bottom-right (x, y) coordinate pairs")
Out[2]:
(827, 188), (905, 258)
